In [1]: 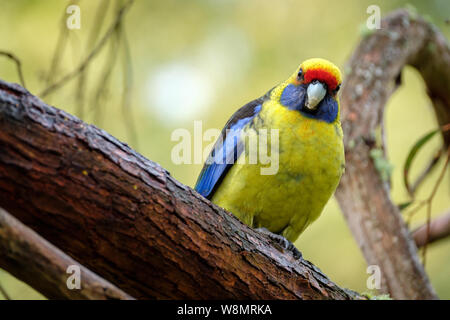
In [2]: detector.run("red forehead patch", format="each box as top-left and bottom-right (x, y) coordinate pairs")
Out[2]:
(304, 68), (338, 91)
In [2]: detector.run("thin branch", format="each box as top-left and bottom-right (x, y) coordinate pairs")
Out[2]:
(75, 0), (111, 119)
(413, 210), (450, 248)
(120, 22), (139, 148)
(421, 146), (450, 265)
(43, 0), (78, 89)
(404, 146), (450, 260)
(405, 199), (427, 227)
(408, 123), (450, 197)
(410, 148), (442, 195)
(0, 281), (11, 300)
(0, 51), (26, 87)
(0, 207), (135, 300)
(39, 0), (134, 98)
(92, 26), (121, 125)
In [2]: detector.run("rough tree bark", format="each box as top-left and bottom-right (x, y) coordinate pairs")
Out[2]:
(0, 80), (362, 300)
(336, 10), (449, 299)
(0, 207), (134, 300)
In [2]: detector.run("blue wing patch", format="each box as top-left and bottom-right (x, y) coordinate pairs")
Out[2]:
(195, 101), (264, 199)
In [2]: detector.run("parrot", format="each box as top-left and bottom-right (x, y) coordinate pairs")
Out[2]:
(195, 58), (344, 258)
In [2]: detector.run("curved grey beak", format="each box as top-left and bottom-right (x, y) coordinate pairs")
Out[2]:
(306, 81), (326, 110)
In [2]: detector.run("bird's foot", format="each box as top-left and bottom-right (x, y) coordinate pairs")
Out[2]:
(256, 227), (302, 259)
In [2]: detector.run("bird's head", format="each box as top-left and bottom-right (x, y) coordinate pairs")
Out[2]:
(276, 58), (342, 123)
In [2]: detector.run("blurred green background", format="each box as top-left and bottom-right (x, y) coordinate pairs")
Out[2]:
(0, 0), (449, 300)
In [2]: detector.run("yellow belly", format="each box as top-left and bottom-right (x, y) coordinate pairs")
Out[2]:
(211, 101), (344, 242)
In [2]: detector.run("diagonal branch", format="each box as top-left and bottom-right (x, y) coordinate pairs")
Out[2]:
(0, 51), (26, 88)
(413, 211), (450, 248)
(0, 207), (134, 300)
(0, 80), (362, 300)
(0, 281), (11, 300)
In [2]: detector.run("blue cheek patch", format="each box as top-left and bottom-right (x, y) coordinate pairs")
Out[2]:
(300, 94), (338, 123)
(280, 84), (306, 111)
(281, 84), (338, 123)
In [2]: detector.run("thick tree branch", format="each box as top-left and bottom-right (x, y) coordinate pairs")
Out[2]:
(0, 80), (362, 300)
(413, 211), (450, 248)
(0, 207), (134, 299)
(336, 10), (449, 299)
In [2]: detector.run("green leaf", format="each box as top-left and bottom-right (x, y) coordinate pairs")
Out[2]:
(370, 148), (394, 182)
(403, 129), (439, 197)
(398, 201), (413, 211)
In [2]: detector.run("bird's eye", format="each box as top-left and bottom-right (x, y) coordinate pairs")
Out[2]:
(297, 69), (304, 80)
(334, 84), (341, 93)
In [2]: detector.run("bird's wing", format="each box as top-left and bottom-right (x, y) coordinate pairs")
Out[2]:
(195, 91), (271, 199)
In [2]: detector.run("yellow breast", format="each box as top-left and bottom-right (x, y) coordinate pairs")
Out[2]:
(211, 100), (345, 242)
